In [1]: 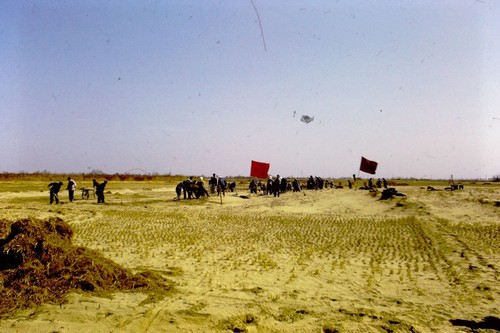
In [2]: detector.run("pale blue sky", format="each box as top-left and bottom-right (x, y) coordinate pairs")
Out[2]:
(1, 0), (499, 179)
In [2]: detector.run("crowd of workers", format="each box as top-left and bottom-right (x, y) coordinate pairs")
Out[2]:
(47, 174), (389, 204)
(174, 174), (237, 200)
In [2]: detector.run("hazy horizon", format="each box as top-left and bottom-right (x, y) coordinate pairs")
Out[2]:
(1, 169), (497, 182)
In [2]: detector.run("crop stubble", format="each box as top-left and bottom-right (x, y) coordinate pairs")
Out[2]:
(69, 191), (499, 331)
(1, 182), (499, 332)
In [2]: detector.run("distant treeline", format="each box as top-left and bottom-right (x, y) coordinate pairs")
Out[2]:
(0, 172), (498, 183)
(491, 174), (500, 182)
(0, 172), (180, 182)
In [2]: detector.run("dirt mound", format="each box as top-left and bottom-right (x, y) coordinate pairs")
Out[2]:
(0, 217), (171, 316)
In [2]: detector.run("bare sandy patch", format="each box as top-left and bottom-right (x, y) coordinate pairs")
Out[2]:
(0, 182), (498, 332)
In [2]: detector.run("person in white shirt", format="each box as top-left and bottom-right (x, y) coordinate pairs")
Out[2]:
(66, 177), (77, 202)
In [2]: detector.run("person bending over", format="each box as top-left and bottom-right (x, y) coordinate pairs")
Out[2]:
(48, 181), (64, 204)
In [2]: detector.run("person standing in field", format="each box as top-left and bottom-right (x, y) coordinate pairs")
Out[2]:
(249, 180), (257, 194)
(66, 177), (77, 202)
(267, 177), (273, 195)
(93, 179), (108, 203)
(209, 173), (218, 194)
(217, 176), (227, 197)
(48, 181), (64, 204)
(273, 175), (281, 197)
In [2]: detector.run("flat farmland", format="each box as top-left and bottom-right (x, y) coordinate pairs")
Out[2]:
(0, 179), (499, 332)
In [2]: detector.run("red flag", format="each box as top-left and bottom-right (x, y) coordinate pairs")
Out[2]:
(250, 160), (270, 179)
(360, 156), (378, 174)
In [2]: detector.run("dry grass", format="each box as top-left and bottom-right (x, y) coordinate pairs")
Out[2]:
(0, 178), (498, 332)
(0, 217), (171, 316)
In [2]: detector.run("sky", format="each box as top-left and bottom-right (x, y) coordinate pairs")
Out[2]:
(1, 0), (499, 179)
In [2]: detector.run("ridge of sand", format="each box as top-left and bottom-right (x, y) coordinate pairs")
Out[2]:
(0, 183), (498, 332)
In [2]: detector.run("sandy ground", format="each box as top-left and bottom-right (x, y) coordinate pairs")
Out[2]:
(0, 180), (499, 332)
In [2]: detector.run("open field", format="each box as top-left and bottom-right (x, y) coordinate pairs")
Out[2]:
(0, 178), (499, 332)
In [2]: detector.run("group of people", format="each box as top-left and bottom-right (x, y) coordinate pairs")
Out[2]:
(48, 177), (107, 204)
(48, 174), (391, 204)
(248, 175), (391, 195)
(357, 177), (388, 190)
(249, 175), (301, 197)
(174, 174), (237, 201)
(174, 176), (210, 200)
(249, 175), (336, 196)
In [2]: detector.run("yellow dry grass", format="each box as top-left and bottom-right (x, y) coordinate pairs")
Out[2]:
(0, 179), (499, 332)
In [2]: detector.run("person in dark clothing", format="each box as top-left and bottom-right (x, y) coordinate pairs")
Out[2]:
(306, 176), (313, 190)
(93, 179), (108, 203)
(249, 180), (257, 194)
(273, 175), (281, 197)
(209, 173), (218, 194)
(280, 177), (287, 193)
(267, 177), (273, 195)
(218, 177), (227, 197)
(182, 177), (193, 199)
(66, 177), (77, 202)
(48, 181), (64, 204)
(175, 181), (184, 200)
